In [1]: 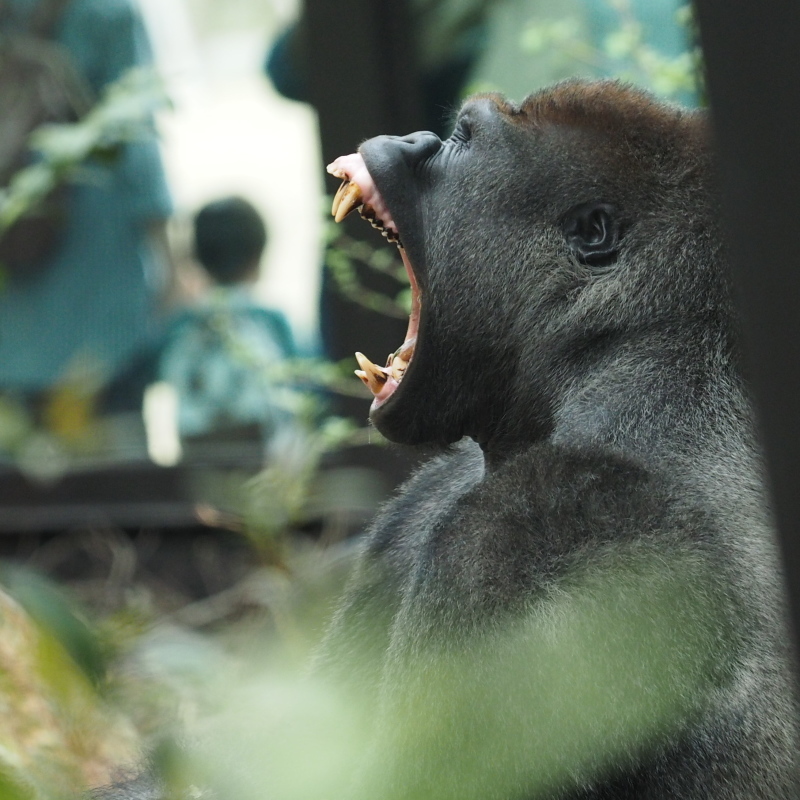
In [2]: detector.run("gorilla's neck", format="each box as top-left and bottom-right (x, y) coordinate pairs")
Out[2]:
(550, 337), (748, 466)
(480, 328), (750, 475)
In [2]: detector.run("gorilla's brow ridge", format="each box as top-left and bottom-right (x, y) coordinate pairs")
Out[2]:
(519, 80), (698, 143)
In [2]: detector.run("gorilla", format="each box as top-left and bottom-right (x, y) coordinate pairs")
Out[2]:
(96, 81), (798, 800)
(320, 80), (800, 799)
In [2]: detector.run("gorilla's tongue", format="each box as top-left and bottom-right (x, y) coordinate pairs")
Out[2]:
(327, 153), (420, 408)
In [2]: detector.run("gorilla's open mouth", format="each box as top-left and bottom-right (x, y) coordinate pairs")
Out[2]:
(327, 153), (421, 410)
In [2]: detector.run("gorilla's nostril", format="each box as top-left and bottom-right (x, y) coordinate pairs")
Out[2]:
(397, 131), (443, 159)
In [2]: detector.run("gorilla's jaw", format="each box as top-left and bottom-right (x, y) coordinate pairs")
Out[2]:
(327, 131), (455, 444)
(327, 84), (710, 450)
(327, 109), (541, 448)
(328, 103), (550, 450)
(328, 155), (421, 410)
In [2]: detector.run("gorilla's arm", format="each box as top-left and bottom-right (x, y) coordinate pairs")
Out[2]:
(312, 440), (484, 694)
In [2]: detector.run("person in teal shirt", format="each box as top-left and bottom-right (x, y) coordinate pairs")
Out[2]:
(155, 196), (297, 461)
(0, 0), (173, 413)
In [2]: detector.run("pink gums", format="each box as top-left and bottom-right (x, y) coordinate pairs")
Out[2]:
(370, 247), (420, 408)
(327, 153), (398, 235)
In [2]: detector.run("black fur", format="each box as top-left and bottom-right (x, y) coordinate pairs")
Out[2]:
(313, 81), (800, 798)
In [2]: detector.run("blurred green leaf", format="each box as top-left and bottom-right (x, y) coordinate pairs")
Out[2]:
(1, 66), (170, 236)
(0, 566), (106, 686)
(518, 0), (703, 104)
(604, 24), (641, 59)
(0, 771), (34, 800)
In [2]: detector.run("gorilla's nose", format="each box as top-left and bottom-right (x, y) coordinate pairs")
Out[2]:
(385, 131), (443, 163)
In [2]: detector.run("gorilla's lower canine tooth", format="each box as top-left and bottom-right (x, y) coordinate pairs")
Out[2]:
(355, 370), (370, 388)
(355, 352), (388, 395)
(334, 182), (363, 223)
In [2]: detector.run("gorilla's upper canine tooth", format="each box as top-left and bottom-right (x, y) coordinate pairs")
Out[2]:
(334, 182), (363, 223)
(332, 180), (349, 216)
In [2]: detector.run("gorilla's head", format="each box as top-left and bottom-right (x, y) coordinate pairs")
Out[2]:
(329, 81), (723, 450)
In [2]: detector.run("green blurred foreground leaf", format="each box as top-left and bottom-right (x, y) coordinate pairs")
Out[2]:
(0, 579), (139, 796)
(0, 566), (105, 685)
(0, 771), (34, 800)
(159, 545), (737, 800)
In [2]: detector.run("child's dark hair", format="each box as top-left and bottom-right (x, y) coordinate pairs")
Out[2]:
(193, 196), (267, 284)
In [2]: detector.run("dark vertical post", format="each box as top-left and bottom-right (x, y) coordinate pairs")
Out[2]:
(693, 0), (800, 661)
(303, 0), (425, 420)
(304, 0), (423, 165)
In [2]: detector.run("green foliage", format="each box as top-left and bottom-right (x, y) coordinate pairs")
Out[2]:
(0, 66), (170, 467)
(183, 299), (385, 558)
(0, 547), (728, 799)
(0, 566), (105, 686)
(517, 0), (704, 103)
(0, 569), (140, 797)
(210, 414), (379, 562)
(324, 222), (411, 319)
(0, 67), (170, 236)
(0, 771), (34, 800)
(164, 546), (737, 800)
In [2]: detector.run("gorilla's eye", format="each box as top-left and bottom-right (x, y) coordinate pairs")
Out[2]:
(562, 202), (622, 268)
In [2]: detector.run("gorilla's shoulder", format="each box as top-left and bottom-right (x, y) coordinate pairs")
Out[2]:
(361, 439), (485, 558)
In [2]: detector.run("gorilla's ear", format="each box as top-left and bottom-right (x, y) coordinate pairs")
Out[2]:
(562, 202), (622, 268)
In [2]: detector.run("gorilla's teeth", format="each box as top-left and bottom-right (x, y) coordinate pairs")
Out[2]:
(355, 370), (370, 388)
(355, 352), (388, 394)
(331, 180), (349, 216)
(394, 337), (416, 361)
(356, 368), (386, 395)
(333, 181), (363, 222)
(326, 163), (347, 180)
(390, 355), (409, 381)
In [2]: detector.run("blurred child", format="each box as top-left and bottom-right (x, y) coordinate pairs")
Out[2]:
(157, 196), (297, 461)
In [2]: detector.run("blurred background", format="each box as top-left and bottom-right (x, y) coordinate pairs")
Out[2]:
(0, 0), (701, 794)
(0, 0), (700, 542)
